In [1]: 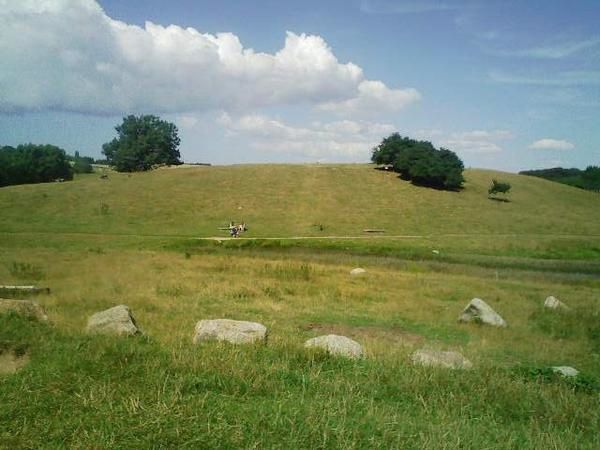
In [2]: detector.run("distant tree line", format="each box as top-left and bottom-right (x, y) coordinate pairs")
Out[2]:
(67, 151), (95, 174)
(371, 133), (464, 190)
(520, 166), (600, 192)
(0, 144), (73, 187)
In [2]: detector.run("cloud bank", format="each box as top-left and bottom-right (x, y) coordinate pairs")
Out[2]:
(528, 139), (575, 150)
(218, 113), (395, 160)
(0, 0), (419, 116)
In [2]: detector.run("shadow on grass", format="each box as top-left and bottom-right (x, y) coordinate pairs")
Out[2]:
(488, 196), (511, 203)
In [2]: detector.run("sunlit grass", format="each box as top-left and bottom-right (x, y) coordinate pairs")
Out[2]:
(1, 164), (599, 448)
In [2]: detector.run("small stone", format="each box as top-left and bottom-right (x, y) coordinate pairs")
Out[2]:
(304, 334), (364, 359)
(544, 296), (569, 310)
(87, 305), (140, 336)
(552, 366), (579, 378)
(458, 298), (507, 327)
(411, 349), (473, 370)
(350, 268), (366, 275)
(193, 319), (267, 345)
(0, 299), (48, 321)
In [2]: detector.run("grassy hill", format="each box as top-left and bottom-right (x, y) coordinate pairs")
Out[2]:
(1, 164), (599, 448)
(1, 164), (598, 237)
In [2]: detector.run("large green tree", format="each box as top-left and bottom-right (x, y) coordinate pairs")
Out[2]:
(372, 133), (464, 190)
(102, 115), (182, 172)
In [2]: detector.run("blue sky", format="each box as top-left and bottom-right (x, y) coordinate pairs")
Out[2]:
(1, 0), (599, 171)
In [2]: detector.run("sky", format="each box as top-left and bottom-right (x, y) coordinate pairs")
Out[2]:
(0, 0), (599, 171)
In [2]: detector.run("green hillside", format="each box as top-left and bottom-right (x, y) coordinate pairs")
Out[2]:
(1, 164), (598, 238)
(1, 164), (599, 448)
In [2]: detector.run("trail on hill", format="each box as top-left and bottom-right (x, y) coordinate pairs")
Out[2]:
(2, 230), (599, 240)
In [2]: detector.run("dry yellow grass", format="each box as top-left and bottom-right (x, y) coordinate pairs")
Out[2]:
(1, 246), (595, 373)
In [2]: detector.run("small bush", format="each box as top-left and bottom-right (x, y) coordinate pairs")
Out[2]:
(512, 365), (599, 393)
(488, 179), (511, 196)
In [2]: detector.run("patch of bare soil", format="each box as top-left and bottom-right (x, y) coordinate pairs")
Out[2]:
(0, 349), (29, 375)
(301, 323), (423, 346)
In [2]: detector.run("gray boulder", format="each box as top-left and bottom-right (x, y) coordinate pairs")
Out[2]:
(544, 296), (569, 310)
(193, 319), (267, 344)
(87, 305), (140, 336)
(552, 366), (579, 378)
(411, 349), (473, 370)
(0, 299), (48, 321)
(350, 268), (366, 275)
(458, 298), (507, 327)
(304, 334), (364, 359)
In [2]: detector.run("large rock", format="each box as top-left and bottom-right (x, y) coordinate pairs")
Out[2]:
(552, 366), (579, 378)
(350, 268), (366, 275)
(458, 298), (507, 327)
(86, 305), (140, 336)
(0, 299), (48, 321)
(193, 319), (267, 345)
(544, 296), (569, 310)
(304, 334), (364, 359)
(411, 349), (473, 370)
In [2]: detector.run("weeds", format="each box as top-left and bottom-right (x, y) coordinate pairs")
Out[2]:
(8, 261), (45, 281)
(261, 262), (314, 281)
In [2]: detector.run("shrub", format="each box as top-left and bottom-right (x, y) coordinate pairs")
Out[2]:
(488, 179), (511, 196)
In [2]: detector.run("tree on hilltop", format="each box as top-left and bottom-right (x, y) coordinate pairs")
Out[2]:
(102, 115), (182, 172)
(371, 133), (464, 190)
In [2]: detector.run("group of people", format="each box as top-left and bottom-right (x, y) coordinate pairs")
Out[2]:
(229, 221), (247, 237)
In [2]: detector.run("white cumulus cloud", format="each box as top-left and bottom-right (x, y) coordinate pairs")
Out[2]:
(0, 0), (419, 117)
(528, 139), (575, 150)
(218, 113), (395, 161)
(318, 80), (421, 116)
(440, 129), (514, 153)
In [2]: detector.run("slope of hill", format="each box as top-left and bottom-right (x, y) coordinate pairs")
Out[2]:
(0, 164), (598, 239)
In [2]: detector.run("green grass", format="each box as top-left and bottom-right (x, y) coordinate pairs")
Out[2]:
(1, 164), (599, 448)
(1, 165), (598, 238)
(1, 313), (598, 449)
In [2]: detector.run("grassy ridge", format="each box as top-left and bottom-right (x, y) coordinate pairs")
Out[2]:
(1, 165), (599, 237)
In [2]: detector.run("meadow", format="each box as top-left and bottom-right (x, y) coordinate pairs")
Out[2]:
(1, 165), (599, 449)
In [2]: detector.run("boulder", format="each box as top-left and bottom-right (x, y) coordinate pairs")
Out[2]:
(458, 298), (507, 327)
(86, 305), (140, 336)
(544, 296), (569, 310)
(304, 334), (364, 359)
(193, 319), (267, 345)
(411, 349), (473, 370)
(552, 366), (579, 378)
(350, 268), (366, 275)
(0, 299), (48, 321)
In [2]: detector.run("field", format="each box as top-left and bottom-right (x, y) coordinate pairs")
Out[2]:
(1, 165), (599, 449)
